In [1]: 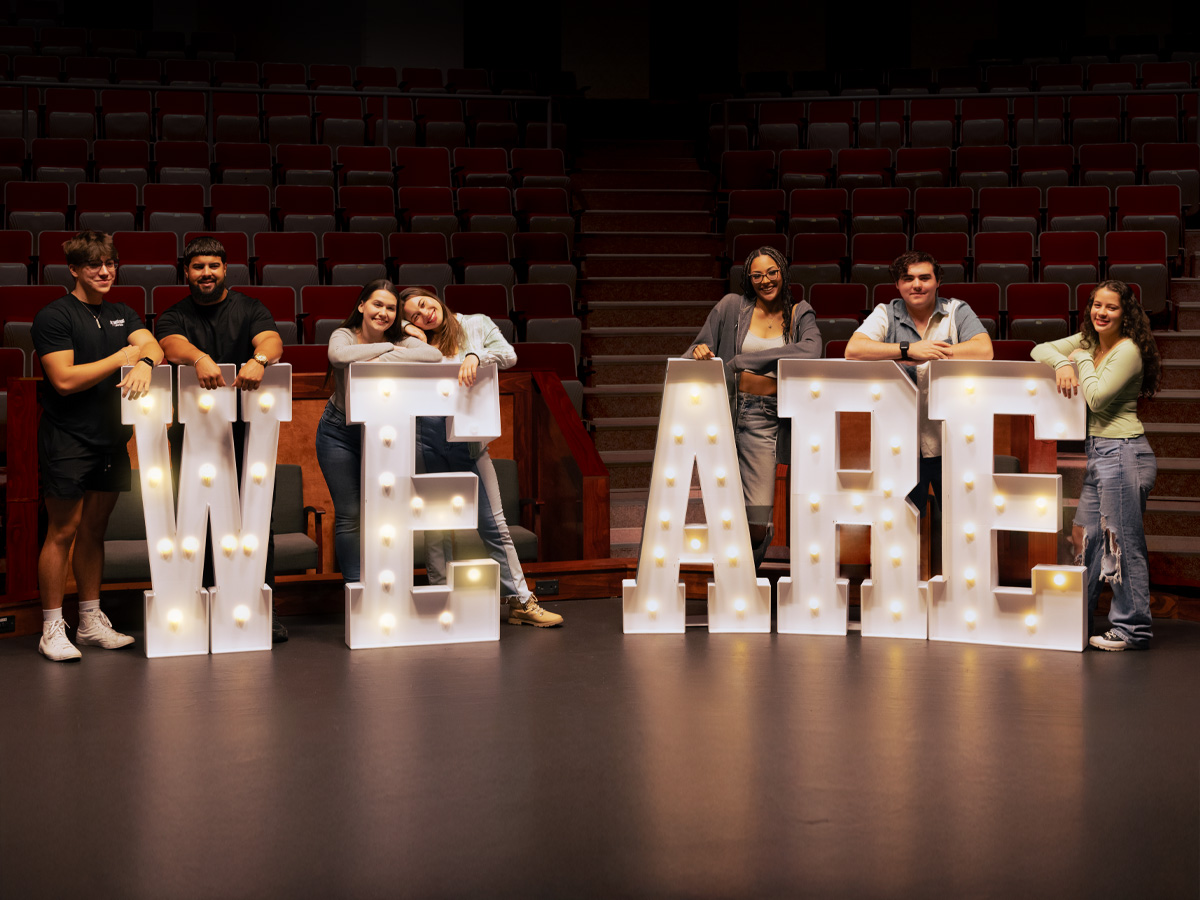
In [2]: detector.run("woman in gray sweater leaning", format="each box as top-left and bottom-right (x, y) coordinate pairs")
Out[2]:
(685, 246), (822, 568)
(315, 279), (440, 583)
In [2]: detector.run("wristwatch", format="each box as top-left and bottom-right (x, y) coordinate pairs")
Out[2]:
(252, 353), (270, 367)
(899, 341), (910, 361)
(137, 356), (155, 368)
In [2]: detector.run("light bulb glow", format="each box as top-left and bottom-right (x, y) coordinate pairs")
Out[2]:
(221, 534), (238, 556)
(889, 545), (902, 562)
(438, 379), (453, 397)
(199, 463), (216, 486)
(1036, 497), (1048, 512)
(810, 435), (820, 451)
(1053, 573), (1067, 588)
(965, 568), (976, 586)
(379, 379), (394, 397)
(734, 598), (746, 613)
(882, 508), (894, 526)
(147, 467), (163, 488)
(1026, 379), (1038, 395)
(964, 471), (975, 488)
(182, 537), (199, 558)
(706, 424), (718, 442)
(726, 546), (738, 563)
(1025, 613), (1038, 629)
(251, 462), (267, 484)
(140, 395), (154, 414)
(653, 546), (665, 563)
(690, 538), (701, 551)
(721, 510), (732, 527)
(380, 524), (395, 546)
(380, 426), (396, 446)
(808, 597), (820, 611)
(380, 569), (395, 589)
(965, 378), (976, 395)
(379, 472), (395, 490)
(690, 385), (702, 403)
(660, 511), (670, 527)
(809, 543), (820, 561)
(715, 467), (726, 485)
(167, 608), (183, 629)
(994, 494), (1006, 510)
(197, 393), (214, 412)
(380, 612), (396, 630)
(467, 567), (481, 582)
(1055, 422), (1066, 436)
(258, 392), (275, 412)
(890, 600), (902, 616)
(672, 425), (684, 443)
(851, 493), (864, 510)
(890, 437), (901, 453)
(964, 522), (976, 539)
(965, 609), (977, 624)
(964, 425), (975, 441)
(410, 496), (424, 511)
(451, 495), (465, 512)
(870, 382), (881, 400)
(646, 599), (658, 614)
(809, 380), (821, 397)
(242, 534), (258, 556)
(809, 493), (820, 509)
(664, 467), (676, 486)
(439, 610), (454, 626)
(233, 604), (250, 625)
(157, 538), (173, 559)
(882, 480), (893, 497)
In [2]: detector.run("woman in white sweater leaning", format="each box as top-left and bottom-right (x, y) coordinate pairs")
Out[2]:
(401, 287), (562, 627)
(315, 279), (441, 583)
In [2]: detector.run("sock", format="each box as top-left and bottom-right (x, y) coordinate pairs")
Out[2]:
(78, 599), (100, 616)
(43, 607), (63, 624)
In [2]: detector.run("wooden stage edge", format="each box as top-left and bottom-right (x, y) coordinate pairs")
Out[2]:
(3, 559), (1198, 638)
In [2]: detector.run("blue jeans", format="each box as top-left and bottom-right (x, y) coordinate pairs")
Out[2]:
(1076, 435), (1157, 647)
(734, 393), (778, 568)
(314, 403), (363, 583)
(416, 416), (532, 605)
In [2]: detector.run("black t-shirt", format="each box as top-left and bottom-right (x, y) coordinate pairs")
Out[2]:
(154, 289), (276, 365)
(33, 294), (146, 448)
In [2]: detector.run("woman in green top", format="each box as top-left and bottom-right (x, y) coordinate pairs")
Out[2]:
(1031, 280), (1161, 650)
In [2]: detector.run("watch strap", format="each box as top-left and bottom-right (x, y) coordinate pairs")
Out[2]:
(899, 341), (910, 361)
(138, 356), (154, 368)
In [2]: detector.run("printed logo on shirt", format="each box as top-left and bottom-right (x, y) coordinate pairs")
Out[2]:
(109, 319), (125, 326)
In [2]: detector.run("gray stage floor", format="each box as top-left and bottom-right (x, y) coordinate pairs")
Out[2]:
(2, 598), (1199, 899)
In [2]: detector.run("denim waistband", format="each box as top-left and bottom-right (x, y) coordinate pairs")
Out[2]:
(738, 392), (778, 409)
(1084, 434), (1147, 445)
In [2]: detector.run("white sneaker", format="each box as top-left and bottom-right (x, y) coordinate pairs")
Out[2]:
(39, 618), (82, 661)
(75, 610), (134, 650)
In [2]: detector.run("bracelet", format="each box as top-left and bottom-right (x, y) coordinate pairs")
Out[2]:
(121, 347), (132, 365)
(193, 353), (209, 367)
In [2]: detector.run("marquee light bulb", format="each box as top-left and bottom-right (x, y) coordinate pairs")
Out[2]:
(1055, 422), (1066, 436)
(258, 392), (275, 412)
(706, 424), (718, 442)
(964, 522), (976, 539)
(199, 463), (215, 486)
(233, 604), (250, 625)
(380, 524), (395, 546)
(379, 379), (394, 397)
(890, 600), (902, 616)
(451, 495), (465, 512)
(380, 612), (396, 631)
(251, 462), (267, 484)
(715, 468), (726, 485)
(410, 496), (424, 512)
(809, 493), (820, 510)
(467, 567), (481, 582)
(147, 467), (163, 488)
(439, 610), (454, 626)
(380, 426), (396, 446)
(870, 382), (881, 400)
(810, 435), (820, 452)
(890, 437), (901, 453)
(182, 537), (199, 558)
(882, 508), (894, 526)
(664, 467), (676, 486)
(198, 393), (214, 412)
(1025, 613), (1038, 629)
(963, 471), (975, 488)
(1026, 379), (1038, 395)
(379, 472), (395, 490)
(965, 609), (978, 625)
(690, 538), (702, 551)
(660, 511), (670, 527)
(156, 538), (173, 559)
(726, 546), (738, 563)
(167, 608), (183, 630)
(889, 545), (902, 562)
(851, 493), (864, 510)
(808, 597), (820, 611)
(964, 425), (975, 441)
(221, 534), (238, 556)
(1036, 496), (1048, 512)
(242, 534), (258, 556)
(882, 480), (893, 497)
(380, 569), (395, 589)
(734, 598), (746, 613)
(646, 599), (658, 615)
(1053, 573), (1067, 588)
(994, 494), (1006, 510)
(653, 546), (665, 561)
(965, 567), (976, 586)
(964, 378), (976, 395)
(809, 380), (821, 397)
(140, 395), (154, 414)
(690, 385), (702, 403)
(672, 425), (684, 443)
(809, 543), (820, 561)
(438, 379), (453, 397)
(721, 510), (732, 527)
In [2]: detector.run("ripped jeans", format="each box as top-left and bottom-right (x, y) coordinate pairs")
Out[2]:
(1076, 436), (1157, 646)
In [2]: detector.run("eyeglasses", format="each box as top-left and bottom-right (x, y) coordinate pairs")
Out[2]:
(82, 260), (118, 272)
(749, 268), (781, 283)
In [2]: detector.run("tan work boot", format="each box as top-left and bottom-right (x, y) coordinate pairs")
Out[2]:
(506, 598), (563, 627)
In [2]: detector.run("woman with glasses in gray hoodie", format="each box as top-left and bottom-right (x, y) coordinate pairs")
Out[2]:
(685, 245), (822, 568)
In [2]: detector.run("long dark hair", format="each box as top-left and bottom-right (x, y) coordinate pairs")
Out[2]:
(323, 279), (405, 387)
(1079, 279), (1160, 398)
(397, 286), (465, 357)
(741, 246), (794, 342)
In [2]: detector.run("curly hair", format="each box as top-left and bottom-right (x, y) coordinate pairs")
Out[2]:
(741, 245), (794, 342)
(1080, 279), (1160, 398)
(888, 250), (942, 284)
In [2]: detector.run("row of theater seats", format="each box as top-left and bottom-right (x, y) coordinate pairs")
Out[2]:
(736, 59), (1200, 96)
(0, 87), (567, 151)
(711, 96), (1199, 157)
(729, 230), (1169, 314)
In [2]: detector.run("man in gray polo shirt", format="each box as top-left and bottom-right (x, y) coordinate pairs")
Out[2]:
(846, 250), (994, 531)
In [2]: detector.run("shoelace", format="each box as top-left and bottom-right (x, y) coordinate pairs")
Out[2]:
(45, 617), (70, 640)
(81, 610), (114, 631)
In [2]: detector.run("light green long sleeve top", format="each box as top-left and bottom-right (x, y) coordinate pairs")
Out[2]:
(1030, 334), (1144, 437)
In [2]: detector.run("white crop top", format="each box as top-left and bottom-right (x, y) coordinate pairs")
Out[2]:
(741, 331), (786, 377)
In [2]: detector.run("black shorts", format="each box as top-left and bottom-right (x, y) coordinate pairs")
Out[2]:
(38, 418), (132, 500)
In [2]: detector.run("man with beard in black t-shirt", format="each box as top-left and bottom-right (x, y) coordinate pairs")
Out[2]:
(155, 236), (288, 641)
(32, 231), (165, 661)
